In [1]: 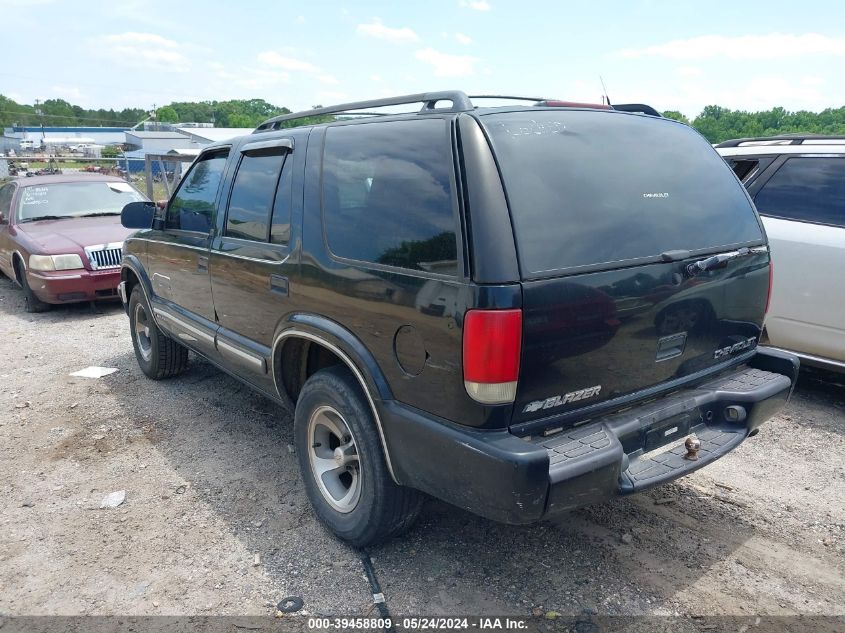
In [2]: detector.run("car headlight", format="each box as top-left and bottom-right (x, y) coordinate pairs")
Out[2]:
(29, 254), (84, 271)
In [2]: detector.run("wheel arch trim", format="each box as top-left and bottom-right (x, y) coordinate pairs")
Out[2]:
(120, 257), (158, 325)
(12, 249), (27, 282)
(271, 327), (399, 483)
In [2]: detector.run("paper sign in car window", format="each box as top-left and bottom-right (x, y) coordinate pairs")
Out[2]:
(107, 182), (135, 193)
(22, 187), (48, 205)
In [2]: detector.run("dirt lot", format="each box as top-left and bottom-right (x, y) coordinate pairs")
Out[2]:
(1, 274), (843, 622)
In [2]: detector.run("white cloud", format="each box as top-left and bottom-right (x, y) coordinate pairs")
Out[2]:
(600, 72), (837, 118)
(415, 48), (479, 77)
(459, 0), (491, 10)
(455, 32), (473, 45)
(257, 51), (318, 72)
(209, 61), (290, 90)
(620, 33), (845, 60)
(104, 32), (179, 48)
(318, 91), (348, 103)
(0, 0), (52, 6)
(357, 19), (419, 43)
(101, 32), (191, 72)
(317, 74), (340, 85)
(676, 66), (703, 78)
(51, 85), (84, 100)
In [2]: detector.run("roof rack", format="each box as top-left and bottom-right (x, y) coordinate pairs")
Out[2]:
(612, 103), (662, 117)
(254, 91), (474, 132)
(253, 91), (651, 132)
(716, 134), (845, 148)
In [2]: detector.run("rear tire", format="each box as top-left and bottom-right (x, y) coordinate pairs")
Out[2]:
(128, 287), (188, 379)
(294, 366), (423, 547)
(16, 262), (50, 313)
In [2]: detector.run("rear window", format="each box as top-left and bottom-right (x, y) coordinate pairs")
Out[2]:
(483, 111), (763, 275)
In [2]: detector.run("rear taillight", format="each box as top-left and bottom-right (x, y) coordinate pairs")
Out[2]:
(463, 309), (522, 405)
(765, 261), (774, 315)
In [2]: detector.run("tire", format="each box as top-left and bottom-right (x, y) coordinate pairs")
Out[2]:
(128, 287), (188, 379)
(294, 365), (423, 547)
(16, 262), (50, 313)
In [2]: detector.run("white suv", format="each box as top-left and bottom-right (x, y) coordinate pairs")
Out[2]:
(718, 135), (845, 371)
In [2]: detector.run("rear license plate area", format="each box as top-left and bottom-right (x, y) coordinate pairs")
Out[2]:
(644, 412), (693, 452)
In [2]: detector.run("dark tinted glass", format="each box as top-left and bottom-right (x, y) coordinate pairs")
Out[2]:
(0, 184), (14, 221)
(271, 153), (292, 244)
(754, 157), (845, 227)
(483, 111), (763, 274)
(166, 151), (228, 232)
(322, 119), (457, 275)
(728, 159), (759, 182)
(226, 152), (285, 241)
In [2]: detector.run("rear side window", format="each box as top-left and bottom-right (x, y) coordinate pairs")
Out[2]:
(483, 111), (764, 275)
(322, 119), (458, 275)
(754, 157), (845, 227)
(728, 158), (760, 182)
(226, 152), (286, 241)
(270, 154), (293, 244)
(166, 150), (228, 232)
(0, 183), (15, 222)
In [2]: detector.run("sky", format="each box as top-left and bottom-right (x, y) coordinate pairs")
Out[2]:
(2, 0), (845, 120)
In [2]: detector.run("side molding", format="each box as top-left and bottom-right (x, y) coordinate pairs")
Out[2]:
(271, 328), (399, 483)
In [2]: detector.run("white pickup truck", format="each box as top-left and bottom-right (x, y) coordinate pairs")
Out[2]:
(718, 136), (845, 371)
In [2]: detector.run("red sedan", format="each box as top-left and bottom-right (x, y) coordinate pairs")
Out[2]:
(0, 174), (147, 312)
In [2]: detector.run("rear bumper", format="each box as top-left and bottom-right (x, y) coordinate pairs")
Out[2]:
(382, 348), (799, 524)
(27, 268), (121, 303)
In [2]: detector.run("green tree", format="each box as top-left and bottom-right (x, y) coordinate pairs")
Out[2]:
(157, 106), (179, 123)
(662, 110), (690, 125)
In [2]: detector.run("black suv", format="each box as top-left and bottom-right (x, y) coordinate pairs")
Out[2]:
(118, 91), (798, 546)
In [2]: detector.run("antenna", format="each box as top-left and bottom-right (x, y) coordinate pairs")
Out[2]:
(599, 76), (611, 107)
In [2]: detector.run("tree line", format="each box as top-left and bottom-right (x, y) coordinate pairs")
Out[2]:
(0, 95), (302, 130)
(662, 105), (845, 143)
(2, 93), (845, 142)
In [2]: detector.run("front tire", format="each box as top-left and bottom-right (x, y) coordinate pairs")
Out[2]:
(294, 366), (423, 547)
(128, 287), (188, 379)
(16, 263), (50, 313)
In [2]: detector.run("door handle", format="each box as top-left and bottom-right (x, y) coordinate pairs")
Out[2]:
(197, 255), (209, 273)
(270, 274), (289, 296)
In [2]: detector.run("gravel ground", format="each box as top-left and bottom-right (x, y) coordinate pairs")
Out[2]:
(1, 274), (843, 620)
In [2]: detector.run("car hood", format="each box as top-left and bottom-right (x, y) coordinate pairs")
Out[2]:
(17, 216), (133, 254)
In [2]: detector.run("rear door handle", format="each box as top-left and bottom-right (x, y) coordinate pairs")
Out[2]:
(270, 274), (288, 296)
(197, 255), (209, 273)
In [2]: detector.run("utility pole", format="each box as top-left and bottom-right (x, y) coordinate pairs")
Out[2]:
(34, 98), (45, 142)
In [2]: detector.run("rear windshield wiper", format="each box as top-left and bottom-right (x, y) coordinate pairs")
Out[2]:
(21, 215), (64, 223)
(79, 212), (121, 217)
(686, 247), (761, 277)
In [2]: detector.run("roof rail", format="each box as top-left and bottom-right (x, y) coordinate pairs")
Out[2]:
(716, 134), (845, 148)
(612, 103), (662, 117)
(254, 91), (474, 132)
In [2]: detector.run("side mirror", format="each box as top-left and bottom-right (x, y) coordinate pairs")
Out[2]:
(121, 201), (156, 229)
